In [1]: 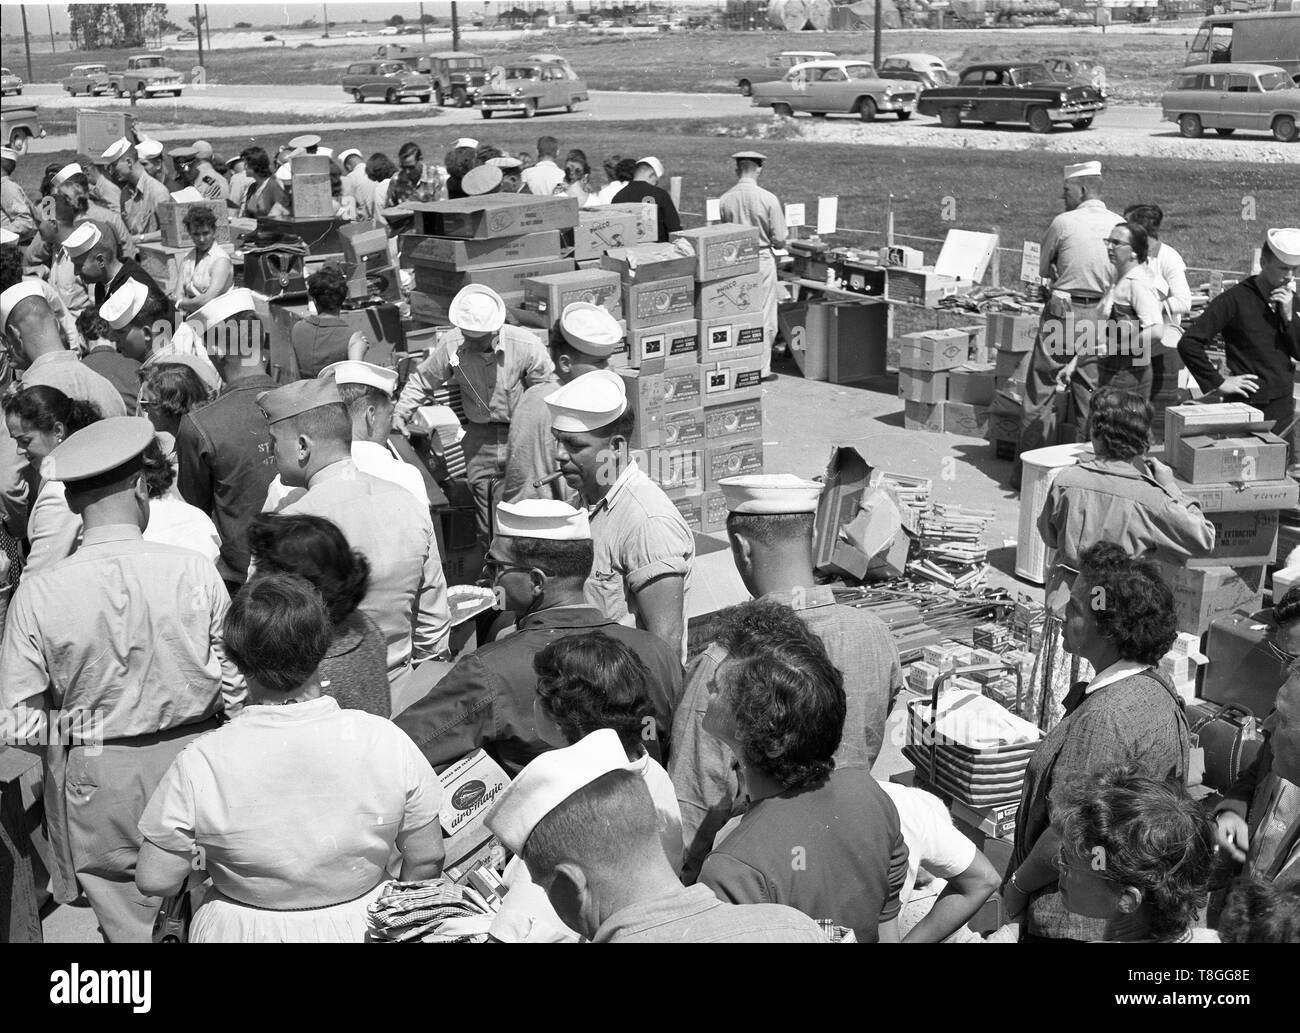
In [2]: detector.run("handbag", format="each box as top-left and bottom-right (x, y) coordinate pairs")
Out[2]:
(1187, 701), (1263, 793)
(152, 877), (193, 944)
(242, 231), (309, 297)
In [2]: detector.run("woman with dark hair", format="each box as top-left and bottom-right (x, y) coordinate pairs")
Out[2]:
(361, 153), (397, 223)
(136, 572), (445, 942)
(176, 204), (234, 315)
(136, 360), (211, 437)
(593, 154), (627, 205)
(1219, 878), (1300, 943)
(140, 435), (220, 563)
(1053, 767), (1217, 942)
(1123, 203), (1192, 321)
(1, 385), (101, 572)
(1032, 387), (1214, 726)
(238, 146), (287, 219)
(246, 512), (389, 716)
(288, 264), (369, 379)
(1099, 219), (1165, 399)
(557, 149), (595, 207)
(1004, 542), (1192, 941)
(442, 146), (479, 200)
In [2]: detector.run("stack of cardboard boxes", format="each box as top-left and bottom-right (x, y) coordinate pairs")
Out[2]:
(894, 325), (993, 436)
(983, 312), (1038, 457)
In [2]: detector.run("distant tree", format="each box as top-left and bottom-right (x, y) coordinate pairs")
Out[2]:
(420, 12), (436, 23)
(387, 14), (406, 26)
(234, 21), (252, 29)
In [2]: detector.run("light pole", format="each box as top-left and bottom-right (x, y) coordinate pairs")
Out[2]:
(419, 3), (427, 44)
(452, 2), (461, 51)
(873, 0), (882, 68)
(46, 4), (55, 53)
(322, 4), (329, 37)
(20, 6), (33, 83)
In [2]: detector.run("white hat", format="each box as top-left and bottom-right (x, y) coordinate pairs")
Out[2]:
(720, 474), (823, 515)
(187, 288), (258, 333)
(52, 163), (84, 188)
(487, 155), (522, 170)
(495, 499), (591, 541)
(275, 163), (293, 183)
(319, 359), (398, 395)
(289, 134), (321, 150)
(100, 137), (135, 164)
(0, 281), (46, 329)
(192, 140), (214, 160)
(485, 729), (633, 856)
(337, 148), (363, 165)
(0, 147), (18, 164)
(1063, 161), (1101, 180)
(448, 284), (506, 335)
(462, 164), (502, 196)
(1266, 228), (1300, 266)
(63, 222), (103, 259)
(559, 302), (622, 358)
(136, 139), (164, 161)
(317, 146), (334, 159)
(452, 137), (479, 150)
(0, 228), (17, 245)
(637, 156), (665, 179)
(99, 277), (150, 331)
(544, 369), (628, 435)
(170, 186), (205, 202)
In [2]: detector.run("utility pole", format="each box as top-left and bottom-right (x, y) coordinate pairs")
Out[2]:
(873, 0), (882, 68)
(322, 4), (329, 37)
(20, 6), (33, 83)
(419, 2), (427, 43)
(195, 4), (204, 68)
(451, 2), (461, 51)
(46, 4), (56, 53)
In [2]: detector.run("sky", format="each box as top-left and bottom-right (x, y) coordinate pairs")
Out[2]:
(2, 1), (721, 38)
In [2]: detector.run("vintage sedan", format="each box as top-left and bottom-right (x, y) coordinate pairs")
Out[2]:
(879, 53), (953, 89)
(61, 63), (112, 96)
(751, 60), (918, 121)
(734, 51), (836, 96)
(1044, 56), (1108, 98)
(478, 61), (588, 118)
(1162, 63), (1299, 142)
(917, 63), (1106, 133)
(1, 67), (21, 96)
(341, 60), (432, 104)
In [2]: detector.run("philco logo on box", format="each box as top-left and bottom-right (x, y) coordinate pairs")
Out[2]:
(705, 238), (759, 269)
(663, 409), (706, 447)
(706, 400), (762, 440)
(663, 368), (701, 407)
(556, 283), (621, 311)
(631, 282), (694, 319)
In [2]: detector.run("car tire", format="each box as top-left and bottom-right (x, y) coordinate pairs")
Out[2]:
(8, 130), (28, 156)
(353, 89), (364, 104)
(939, 107), (961, 129)
(481, 109), (493, 119)
(453, 87), (468, 107)
(172, 90), (182, 97)
(1214, 127), (1234, 136)
(857, 98), (877, 122)
(385, 88), (397, 104)
(1074, 118), (1093, 129)
(773, 103), (793, 118)
(522, 99), (537, 118)
(739, 80), (751, 97)
(1027, 106), (1053, 134)
(897, 110), (911, 121)
(1274, 115), (1299, 143)
(1178, 114), (1203, 138)
(811, 111), (827, 119)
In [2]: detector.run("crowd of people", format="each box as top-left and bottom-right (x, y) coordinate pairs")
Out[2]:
(0, 127), (1296, 944)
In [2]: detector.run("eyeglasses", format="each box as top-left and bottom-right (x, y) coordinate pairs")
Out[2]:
(481, 560), (539, 581)
(1104, 238), (1131, 249)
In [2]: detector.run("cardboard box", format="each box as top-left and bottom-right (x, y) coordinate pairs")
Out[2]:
(624, 275), (696, 330)
(947, 362), (996, 406)
(1175, 431), (1287, 485)
(438, 749), (509, 872)
(813, 446), (873, 578)
(290, 155), (334, 219)
(407, 194), (580, 239)
(885, 268), (960, 307)
(701, 489), (728, 533)
(1153, 560), (1267, 636)
(594, 201), (658, 244)
(700, 314), (767, 362)
(1164, 403), (1267, 474)
(626, 319), (698, 369)
(413, 256), (575, 298)
(670, 224), (761, 281)
(994, 348), (1033, 394)
(669, 490), (704, 532)
(986, 311), (1039, 353)
(156, 200), (231, 249)
(662, 407), (706, 449)
(695, 271), (765, 321)
(76, 110), (136, 159)
(522, 269), (622, 327)
(704, 398), (763, 443)
(702, 354), (764, 405)
(943, 401), (991, 439)
(904, 400), (944, 433)
(644, 446), (703, 493)
(618, 367), (664, 450)
(1190, 510), (1280, 567)
(897, 329), (969, 372)
(339, 223), (391, 271)
(661, 364), (703, 413)
(898, 369), (949, 404)
(705, 436), (764, 490)
(572, 209), (639, 261)
(1176, 477), (1299, 513)
(601, 242), (697, 284)
(401, 230), (563, 270)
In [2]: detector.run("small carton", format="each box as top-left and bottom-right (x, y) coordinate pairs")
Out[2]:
(701, 489), (728, 533)
(438, 749), (510, 872)
(1189, 509), (1279, 567)
(670, 224), (761, 281)
(413, 257), (575, 298)
(669, 490), (704, 532)
(704, 398), (763, 443)
(1175, 431), (1287, 485)
(947, 362), (996, 406)
(695, 270), (766, 321)
(1164, 402), (1266, 474)
(662, 407), (706, 449)
(704, 436), (764, 490)
(1175, 477), (1299, 513)
(903, 400), (944, 433)
(594, 201), (658, 244)
(624, 275), (696, 330)
(601, 241), (698, 284)
(943, 401), (991, 439)
(985, 311), (1039, 353)
(700, 314), (768, 362)
(572, 209), (639, 261)
(898, 369), (949, 404)
(1152, 560), (1267, 636)
(702, 354), (765, 406)
(627, 319), (698, 369)
(813, 446), (873, 578)
(618, 367), (664, 450)
(661, 364), (704, 414)
(407, 193), (580, 239)
(897, 329), (969, 372)
(401, 230), (562, 271)
(522, 269), (623, 328)
(156, 199), (231, 249)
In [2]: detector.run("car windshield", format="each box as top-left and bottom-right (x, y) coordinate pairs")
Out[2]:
(1011, 65), (1049, 85)
(379, 63), (405, 74)
(506, 66), (540, 80)
(845, 65), (876, 80)
(136, 57), (163, 68)
(1260, 71), (1295, 91)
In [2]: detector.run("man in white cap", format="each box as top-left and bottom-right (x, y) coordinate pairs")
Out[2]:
(520, 135), (564, 196)
(395, 284), (553, 549)
(135, 138), (166, 184)
(669, 473), (903, 882)
(546, 369), (695, 658)
(1, 146), (39, 244)
(613, 156), (681, 242)
(1013, 160), (1123, 489)
(503, 302), (623, 507)
(0, 230), (84, 351)
(75, 150), (123, 215)
(52, 163), (137, 263)
(488, 155), (524, 194)
(484, 729), (825, 942)
(0, 416), (243, 942)
(65, 221), (171, 319)
(1180, 227), (1300, 471)
(720, 151), (786, 381)
(260, 379), (451, 683)
(396, 498), (682, 774)
(103, 137), (170, 239)
(462, 164), (502, 198)
(289, 134), (322, 155)
(171, 145), (229, 204)
(338, 148), (367, 201)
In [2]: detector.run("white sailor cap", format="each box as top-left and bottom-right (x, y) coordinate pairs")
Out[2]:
(1064, 161), (1101, 180)
(452, 137), (480, 150)
(462, 164), (502, 197)
(316, 146), (333, 159)
(544, 369), (627, 435)
(101, 137), (136, 164)
(275, 163), (293, 183)
(192, 140), (214, 160)
(0, 281), (46, 329)
(485, 729), (634, 856)
(337, 148), (363, 165)
(52, 163), (84, 188)
(1265, 228), (1300, 266)
(187, 287), (258, 334)
(720, 474), (823, 515)
(448, 284), (506, 335)
(319, 359), (398, 396)
(136, 139), (165, 161)
(637, 156), (664, 179)
(495, 498), (591, 541)
(0, 228), (17, 246)
(99, 277), (150, 330)
(559, 302), (623, 359)
(487, 155), (522, 171)
(0, 147), (18, 164)
(289, 134), (321, 150)
(63, 222), (103, 259)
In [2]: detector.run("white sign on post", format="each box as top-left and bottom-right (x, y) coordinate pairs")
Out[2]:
(705, 198), (721, 223)
(1020, 241), (1042, 285)
(785, 203), (806, 227)
(816, 196), (838, 235)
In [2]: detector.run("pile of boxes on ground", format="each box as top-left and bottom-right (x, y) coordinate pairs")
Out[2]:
(902, 626), (1038, 718)
(892, 321), (1001, 440)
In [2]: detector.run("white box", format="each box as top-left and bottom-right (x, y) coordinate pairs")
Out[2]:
(438, 749), (510, 872)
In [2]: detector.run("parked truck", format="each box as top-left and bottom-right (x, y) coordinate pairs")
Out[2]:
(1186, 11), (1300, 82)
(107, 53), (185, 98)
(1, 106), (45, 156)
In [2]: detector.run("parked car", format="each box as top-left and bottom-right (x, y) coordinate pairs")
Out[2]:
(734, 51), (836, 96)
(879, 53), (952, 89)
(1162, 62), (1299, 141)
(917, 63), (1106, 133)
(380, 26), (400, 36)
(751, 60), (918, 121)
(61, 63), (112, 96)
(342, 60), (432, 104)
(1044, 57), (1108, 98)
(107, 54), (185, 98)
(1, 105), (45, 155)
(177, 31), (197, 42)
(1, 67), (24, 97)
(478, 60), (588, 118)
(345, 29), (368, 38)
(420, 52), (489, 107)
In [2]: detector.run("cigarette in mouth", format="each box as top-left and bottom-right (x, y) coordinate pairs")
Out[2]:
(532, 472), (566, 488)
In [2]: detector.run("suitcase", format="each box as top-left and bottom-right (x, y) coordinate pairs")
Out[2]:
(1200, 610), (1288, 716)
(1187, 701), (1265, 794)
(242, 232), (309, 298)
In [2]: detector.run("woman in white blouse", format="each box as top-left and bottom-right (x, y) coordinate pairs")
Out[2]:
(175, 205), (233, 316)
(1100, 219), (1165, 401)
